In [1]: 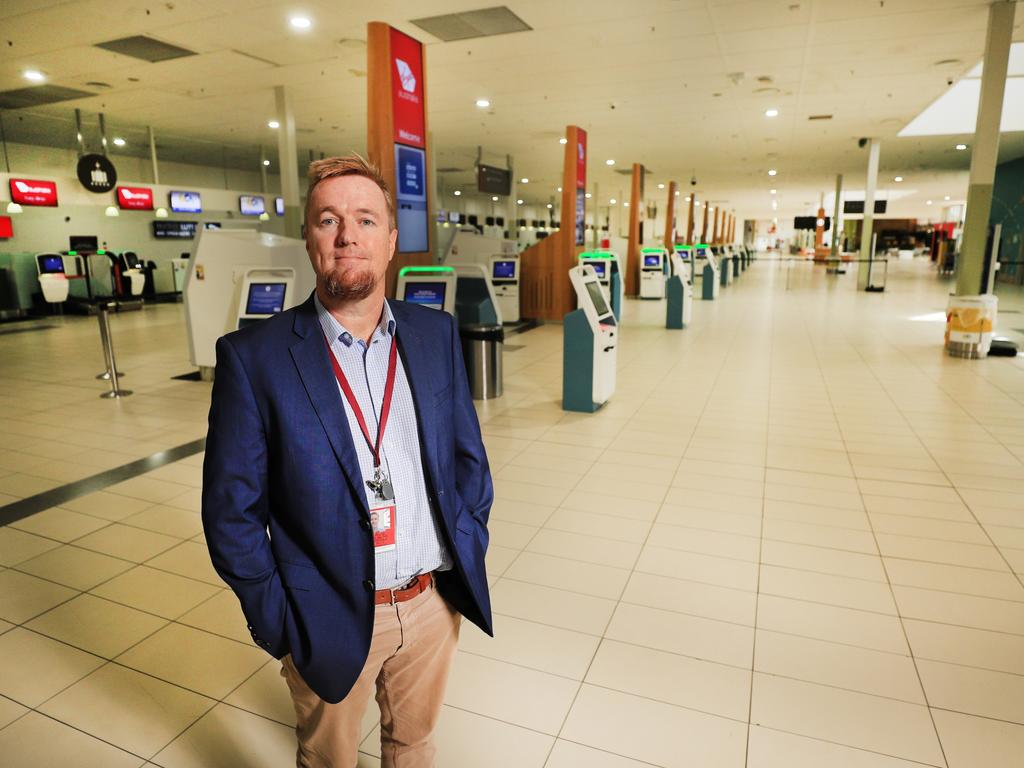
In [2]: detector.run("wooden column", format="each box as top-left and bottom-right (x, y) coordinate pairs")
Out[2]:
(663, 181), (677, 249)
(700, 203), (709, 243)
(519, 125), (586, 320)
(686, 192), (695, 244)
(367, 22), (433, 297)
(625, 163), (642, 296)
(728, 212), (735, 243)
(712, 207), (720, 244)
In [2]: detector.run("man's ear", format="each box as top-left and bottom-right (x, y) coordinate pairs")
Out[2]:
(388, 226), (398, 261)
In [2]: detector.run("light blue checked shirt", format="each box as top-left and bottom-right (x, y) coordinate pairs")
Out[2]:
(315, 295), (452, 590)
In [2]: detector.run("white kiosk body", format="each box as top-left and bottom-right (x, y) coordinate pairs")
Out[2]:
(184, 228), (313, 373)
(395, 267), (457, 315)
(489, 256), (520, 323)
(669, 251), (694, 326)
(639, 249), (667, 299)
(696, 245), (720, 298)
(568, 265), (617, 406)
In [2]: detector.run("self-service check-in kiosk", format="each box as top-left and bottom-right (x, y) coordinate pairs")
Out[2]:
(563, 265), (617, 413)
(639, 247), (667, 300)
(185, 228), (314, 379)
(713, 246), (733, 288)
(579, 251), (623, 321)
(695, 244), (720, 300)
(727, 245), (741, 278)
(489, 256), (520, 323)
(396, 266), (457, 315)
(666, 250), (693, 330)
(36, 253), (71, 306)
(451, 263), (503, 325)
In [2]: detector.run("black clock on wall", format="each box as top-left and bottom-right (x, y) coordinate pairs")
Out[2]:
(76, 154), (117, 193)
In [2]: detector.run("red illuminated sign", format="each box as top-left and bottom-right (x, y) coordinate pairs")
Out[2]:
(117, 186), (154, 210)
(0, 216), (12, 238)
(390, 28), (426, 149)
(9, 178), (58, 207)
(576, 129), (587, 189)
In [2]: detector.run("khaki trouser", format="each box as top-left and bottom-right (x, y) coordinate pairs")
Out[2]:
(280, 582), (460, 768)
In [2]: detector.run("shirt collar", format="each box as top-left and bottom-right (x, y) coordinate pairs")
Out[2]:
(314, 293), (396, 348)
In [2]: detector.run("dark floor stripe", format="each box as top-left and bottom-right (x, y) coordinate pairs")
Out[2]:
(0, 438), (206, 527)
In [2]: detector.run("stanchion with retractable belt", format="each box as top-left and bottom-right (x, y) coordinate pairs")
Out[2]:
(97, 303), (132, 399)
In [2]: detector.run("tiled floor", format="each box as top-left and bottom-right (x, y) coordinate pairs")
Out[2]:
(1, 256), (1023, 767)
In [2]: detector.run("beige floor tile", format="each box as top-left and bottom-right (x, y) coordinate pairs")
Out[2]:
(177, 590), (250, 644)
(765, 483), (864, 511)
(74, 523), (181, 562)
(15, 544), (135, 591)
(605, 601), (754, 668)
(27, 593), (167, 658)
(764, 499), (870, 530)
(756, 594), (908, 654)
(92, 566), (221, 620)
(503, 551), (629, 599)
(0, 627), (104, 708)
(868, 512), (989, 545)
(635, 545), (759, 591)
(486, 519), (538, 550)
(671, 471), (764, 499)
(122, 505), (203, 539)
(876, 534), (1008, 571)
(656, 504), (763, 536)
(747, 725), (932, 767)
(444, 651), (578, 735)
(493, 478), (570, 508)
(559, 489), (661, 522)
(0, 569), (77, 624)
(496, 463), (582, 490)
(763, 518), (878, 554)
(525, 529), (641, 569)
(162, 488), (202, 513)
(459, 613), (600, 680)
(903, 619), (1024, 675)
(145, 540), (222, 586)
(662, 486), (764, 516)
(144, 462), (203, 487)
(488, 498), (555, 527)
(755, 630), (924, 703)
(0, 693), (28, 728)
(10, 506), (110, 543)
(116, 622), (267, 699)
(546, 740), (653, 768)
(489, 579), (616, 635)
(586, 639), (751, 720)
(863, 495), (973, 522)
(759, 564), (897, 614)
(676, 458), (764, 483)
(892, 585), (1024, 635)
(0, 526), (61, 566)
(39, 663), (214, 759)
(60, 491), (153, 522)
(560, 684), (747, 767)
(106, 476), (192, 504)
(431, 706), (553, 768)
(485, 544), (517, 581)
(0, 473), (62, 498)
(932, 709), (1024, 768)
(647, 523), (761, 561)
(750, 673), (943, 765)
(883, 558), (1024, 601)
(622, 571), (756, 626)
(151, 702), (294, 768)
(917, 659), (1024, 724)
(765, 469), (859, 493)
(761, 539), (886, 581)
(0, 711), (144, 768)
(223, 660), (295, 727)
(543, 509), (650, 544)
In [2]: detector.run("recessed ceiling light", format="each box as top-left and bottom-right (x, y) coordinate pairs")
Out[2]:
(894, 176), (903, 182)
(453, 190), (461, 196)
(290, 16), (312, 29)
(559, 137), (567, 144)
(685, 196), (691, 202)
(926, 200), (933, 205)
(944, 195), (951, 200)
(623, 202), (629, 207)
(955, 143), (968, 150)
(520, 178), (528, 183)
(546, 203), (553, 209)
(770, 188), (777, 194)
(609, 198), (617, 204)
(112, 137), (126, 147)
(23, 70), (45, 82)
(675, 191), (680, 196)
(768, 169), (777, 176)
(475, 98), (490, 108)
(658, 183), (665, 189)
(491, 195), (498, 201)
(765, 108), (779, 117)
(605, 159), (615, 166)
(557, 187), (562, 192)
(263, 159), (271, 166)
(517, 199), (524, 204)
(585, 192), (592, 199)
(268, 120), (280, 129)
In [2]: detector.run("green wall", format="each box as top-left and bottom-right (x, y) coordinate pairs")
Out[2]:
(991, 154), (1024, 284)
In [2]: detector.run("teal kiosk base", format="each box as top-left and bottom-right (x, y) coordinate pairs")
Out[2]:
(666, 276), (686, 330)
(720, 257), (731, 287)
(702, 263), (716, 300)
(610, 271), (623, 321)
(563, 309), (602, 412)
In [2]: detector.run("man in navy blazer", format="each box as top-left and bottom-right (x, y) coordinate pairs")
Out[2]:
(202, 154), (492, 767)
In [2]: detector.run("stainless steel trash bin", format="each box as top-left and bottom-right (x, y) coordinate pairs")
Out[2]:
(459, 323), (503, 400)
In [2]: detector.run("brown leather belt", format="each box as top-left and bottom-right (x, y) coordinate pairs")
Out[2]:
(375, 572), (433, 606)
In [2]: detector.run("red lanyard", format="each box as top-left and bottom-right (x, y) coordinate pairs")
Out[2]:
(324, 333), (399, 470)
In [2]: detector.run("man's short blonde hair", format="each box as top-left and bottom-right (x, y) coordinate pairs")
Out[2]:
(305, 154), (395, 230)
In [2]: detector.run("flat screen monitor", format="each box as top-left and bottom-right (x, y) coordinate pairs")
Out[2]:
(697, 247), (708, 258)
(394, 144), (428, 252)
(643, 254), (661, 267)
(584, 260), (606, 278)
(69, 235), (98, 252)
(449, 212), (460, 223)
(585, 280), (613, 321)
(403, 282), (446, 311)
(477, 164), (511, 196)
(275, 197), (285, 216)
(169, 191), (202, 213)
(239, 195), (265, 216)
(153, 221), (197, 239)
(39, 255), (64, 273)
(245, 282), (286, 315)
(492, 260), (516, 280)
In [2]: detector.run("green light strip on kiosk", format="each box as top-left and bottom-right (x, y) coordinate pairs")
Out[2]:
(67, 250), (77, 256)
(696, 243), (709, 248)
(578, 251), (614, 259)
(641, 247), (664, 254)
(397, 266), (455, 276)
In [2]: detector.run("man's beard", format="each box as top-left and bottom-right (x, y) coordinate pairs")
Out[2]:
(324, 266), (377, 301)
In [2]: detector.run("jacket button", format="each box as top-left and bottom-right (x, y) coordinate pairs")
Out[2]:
(363, 579), (375, 592)
(360, 518), (371, 531)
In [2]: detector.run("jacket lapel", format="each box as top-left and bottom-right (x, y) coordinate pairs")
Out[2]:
(290, 297), (368, 516)
(391, 301), (442, 484)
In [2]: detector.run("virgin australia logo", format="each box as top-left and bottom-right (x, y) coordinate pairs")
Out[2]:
(395, 59), (417, 93)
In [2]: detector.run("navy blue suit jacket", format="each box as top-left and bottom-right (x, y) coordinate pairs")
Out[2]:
(202, 294), (493, 704)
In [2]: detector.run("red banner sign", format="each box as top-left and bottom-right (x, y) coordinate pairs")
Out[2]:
(390, 27), (425, 148)
(9, 178), (58, 206)
(117, 186), (154, 210)
(0, 216), (12, 238)
(576, 129), (587, 189)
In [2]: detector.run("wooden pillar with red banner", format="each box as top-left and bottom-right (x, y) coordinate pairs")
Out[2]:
(367, 22), (433, 297)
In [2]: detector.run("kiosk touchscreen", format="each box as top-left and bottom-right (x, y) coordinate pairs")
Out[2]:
(639, 247), (667, 300)
(695, 244), (720, 299)
(578, 251), (623, 321)
(234, 269), (295, 329)
(666, 251), (693, 329)
(563, 265), (617, 412)
(396, 266), (457, 315)
(489, 255), (520, 323)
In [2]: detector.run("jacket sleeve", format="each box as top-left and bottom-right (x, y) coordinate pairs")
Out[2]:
(447, 315), (493, 534)
(201, 335), (289, 658)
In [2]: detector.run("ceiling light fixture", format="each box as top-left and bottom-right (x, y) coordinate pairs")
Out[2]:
(768, 169), (777, 176)
(658, 183), (665, 189)
(955, 143), (968, 150)
(517, 199), (523, 204)
(453, 190), (461, 196)
(926, 200), (933, 205)
(765, 108), (779, 117)
(155, 207), (169, 218)
(6, 202), (23, 214)
(609, 198), (617, 204)
(290, 16), (312, 29)
(770, 189), (777, 194)
(894, 176), (904, 182)
(605, 159), (615, 166)
(491, 195), (499, 201)
(475, 98), (490, 108)
(584, 192), (592, 199)
(546, 203), (553, 209)
(559, 137), (567, 144)
(263, 159), (271, 166)
(944, 195), (951, 200)
(268, 120), (280, 129)
(112, 137), (126, 147)
(520, 178), (528, 183)
(23, 70), (45, 82)
(685, 196), (691, 202)
(259, 211), (270, 221)
(557, 187), (562, 192)
(105, 205), (119, 217)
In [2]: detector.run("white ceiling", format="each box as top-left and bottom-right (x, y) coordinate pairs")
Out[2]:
(2, 0), (1023, 222)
